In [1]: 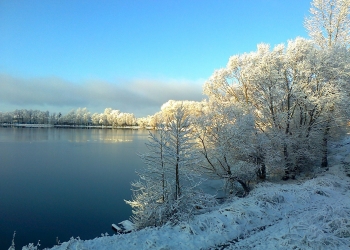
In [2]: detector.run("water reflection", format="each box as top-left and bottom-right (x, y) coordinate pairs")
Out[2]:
(4, 127), (50, 142)
(0, 127), (144, 143)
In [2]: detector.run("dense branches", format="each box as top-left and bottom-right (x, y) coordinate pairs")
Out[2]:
(192, 103), (258, 195)
(204, 37), (350, 179)
(305, 0), (350, 48)
(126, 106), (216, 229)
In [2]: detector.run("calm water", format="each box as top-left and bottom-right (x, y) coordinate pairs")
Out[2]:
(0, 127), (149, 249)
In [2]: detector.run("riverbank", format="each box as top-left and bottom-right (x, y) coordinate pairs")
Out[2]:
(21, 135), (350, 249)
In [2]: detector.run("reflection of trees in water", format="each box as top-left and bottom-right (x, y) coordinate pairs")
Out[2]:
(0, 127), (148, 144)
(62, 128), (143, 143)
(11, 127), (50, 142)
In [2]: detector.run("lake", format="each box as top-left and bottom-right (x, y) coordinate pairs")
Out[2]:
(0, 127), (149, 249)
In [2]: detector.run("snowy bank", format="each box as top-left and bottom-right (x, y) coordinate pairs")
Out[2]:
(23, 137), (350, 250)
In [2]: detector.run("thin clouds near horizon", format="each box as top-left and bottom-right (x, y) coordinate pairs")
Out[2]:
(0, 74), (205, 117)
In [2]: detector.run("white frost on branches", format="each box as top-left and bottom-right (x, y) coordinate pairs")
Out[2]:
(126, 105), (217, 229)
(305, 0), (350, 48)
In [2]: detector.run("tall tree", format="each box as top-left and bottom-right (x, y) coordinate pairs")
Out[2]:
(204, 37), (349, 179)
(126, 125), (170, 228)
(126, 105), (214, 229)
(305, 0), (350, 49)
(305, 0), (350, 168)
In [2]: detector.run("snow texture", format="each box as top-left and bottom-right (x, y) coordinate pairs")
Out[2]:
(23, 136), (350, 250)
(119, 220), (135, 232)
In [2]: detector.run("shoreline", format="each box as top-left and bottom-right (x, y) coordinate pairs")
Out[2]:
(0, 124), (150, 129)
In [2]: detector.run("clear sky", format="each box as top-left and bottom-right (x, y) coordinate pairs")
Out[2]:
(0, 0), (310, 117)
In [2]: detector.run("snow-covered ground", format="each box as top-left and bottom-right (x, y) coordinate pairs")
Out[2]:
(22, 135), (350, 250)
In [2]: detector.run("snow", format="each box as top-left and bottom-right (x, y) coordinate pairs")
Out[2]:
(22, 135), (350, 250)
(111, 224), (121, 232)
(118, 220), (135, 232)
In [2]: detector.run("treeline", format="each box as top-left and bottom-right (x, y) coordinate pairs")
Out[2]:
(0, 109), (51, 125)
(126, 0), (350, 230)
(0, 102), (208, 128)
(0, 108), (138, 127)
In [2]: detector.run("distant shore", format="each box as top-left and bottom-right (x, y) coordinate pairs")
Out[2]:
(0, 123), (150, 129)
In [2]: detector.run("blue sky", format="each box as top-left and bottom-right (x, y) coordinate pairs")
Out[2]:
(0, 0), (310, 117)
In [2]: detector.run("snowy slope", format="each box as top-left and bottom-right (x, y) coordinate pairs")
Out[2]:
(23, 136), (350, 250)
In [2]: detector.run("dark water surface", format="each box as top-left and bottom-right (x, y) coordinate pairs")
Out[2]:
(0, 127), (149, 249)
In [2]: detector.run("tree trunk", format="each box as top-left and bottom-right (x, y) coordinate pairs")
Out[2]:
(236, 179), (250, 196)
(256, 164), (266, 180)
(175, 160), (180, 200)
(321, 125), (330, 168)
(256, 155), (266, 180)
(175, 123), (181, 200)
(282, 144), (292, 180)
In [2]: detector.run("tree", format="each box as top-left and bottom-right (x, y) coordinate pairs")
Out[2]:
(192, 102), (258, 195)
(203, 37), (349, 179)
(305, 0), (350, 168)
(82, 108), (91, 125)
(91, 113), (100, 125)
(126, 105), (215, 229)
(125, 124), (170, 228)
(305, 0), (350, 49)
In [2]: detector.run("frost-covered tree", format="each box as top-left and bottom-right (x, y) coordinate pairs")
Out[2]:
(126, 105), (216, 229)
(136, 117), (147, 128)
(166, 105), (197, 200)
(192, 101), (264, 195)
(88, 108), (137, 127)
(305, 0), (350, 49)
(91, 112), (100, 125)
(160, 100), (207, 122)
(305, 0), (350, 168)
(125, 124), (170, 228)
(82, 109), (91, 125)
(74, 107), (91, 125)
(204, 37), (349, 179)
